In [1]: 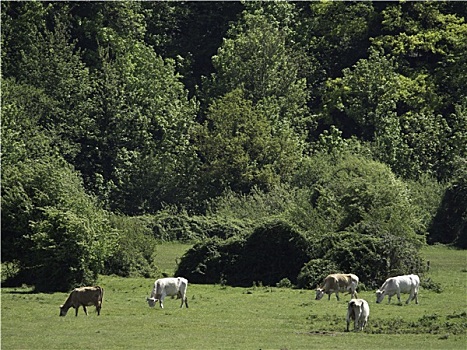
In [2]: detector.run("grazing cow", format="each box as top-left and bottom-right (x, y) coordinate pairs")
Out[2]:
(375, 274), (420, 304)
(315, 274), (359, 301)
(346, 298), (370, 332)
(146, 277), (188, 309)
(59, 286), (104, 317)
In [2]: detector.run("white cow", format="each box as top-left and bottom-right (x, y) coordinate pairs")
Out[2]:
(146, 277), (188, 309)
(315, 273), (359, 301)
(346, 298), (370, 331)
(375, 274), (420, 304)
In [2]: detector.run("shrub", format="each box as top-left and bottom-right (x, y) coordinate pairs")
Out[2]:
(175, 237), (242, 284)
(176, 220), (312, 287)
(104, 215), (158, 278)
(2, 157), (118, 292)
(429, 170), (467, 248)
(296, 259), (340, 289)
(147, 208), (249, 242)
(276, 278), (293, 288)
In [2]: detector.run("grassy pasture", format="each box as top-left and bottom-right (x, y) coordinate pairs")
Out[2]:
(1, 244), (466, 349)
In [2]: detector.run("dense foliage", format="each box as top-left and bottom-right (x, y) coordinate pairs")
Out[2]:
(1, 1), (465, 290)
(176, 221), (312, 287)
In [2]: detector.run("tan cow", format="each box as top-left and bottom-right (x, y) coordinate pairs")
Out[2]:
(315, 273), (359, 301)
(59, 286), (104, 316)
(346, 298), (370, 331)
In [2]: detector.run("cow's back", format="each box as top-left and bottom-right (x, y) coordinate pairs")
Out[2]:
(74, 286), (103, 306)
(398, 275), (420, 292)
(334, 274), (358, 289)
(154, 277), (184, 296)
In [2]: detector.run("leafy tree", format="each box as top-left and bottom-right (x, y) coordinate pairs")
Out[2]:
(142, 1), (243, 93)
(299, 1), (376, 80)
(207, 2), (310, 133)
(68, 1), (147, 68)
(194, 89), (303, 199)
(6, 6), (94, 163)
(1, 1), (49, 79)
(291, 152), (427, 243)
(87, 37), (198, 213)
(323, 48), (460, 179)
(1, 78), (118, 292)
(374, 1), (467, 110)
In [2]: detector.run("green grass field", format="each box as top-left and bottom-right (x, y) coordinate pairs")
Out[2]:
(2, 244), (466, 349)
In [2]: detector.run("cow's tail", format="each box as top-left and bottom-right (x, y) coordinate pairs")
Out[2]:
(96, 286), (104, 302)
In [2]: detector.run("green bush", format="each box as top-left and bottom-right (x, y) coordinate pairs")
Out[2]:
(176, 220), (312, 287)
(104, 215), (158, 278)
(145, 208), (249, 242)
(2, 156), (118, 292)
(296, 259), (340, 289)
(175, 237), (241, 284)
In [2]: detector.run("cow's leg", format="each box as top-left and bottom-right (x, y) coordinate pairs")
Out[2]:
(75, 307), (79, 317)
(185, 296), (189, 308)
(327, 293), (331, 301)
(346, 309), (352, 332)
(414, 291), (419, 304)
(406, 292), (412, 304)
(96, 304), (101, 315)
(354, 309), (361, 331)
(335, 292), (340, 301)
(82, 305), (88, 315)
(387, 295), (392, 304)
(396, 291), (402, 304)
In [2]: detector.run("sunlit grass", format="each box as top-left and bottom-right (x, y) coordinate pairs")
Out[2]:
(1, 245), (466, 349)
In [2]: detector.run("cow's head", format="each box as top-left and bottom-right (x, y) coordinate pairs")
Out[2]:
(315, 288), (325, 300)
(146, 297), (157, 308)
(59, 305), (67, 316)
(375, 290), (385, 303)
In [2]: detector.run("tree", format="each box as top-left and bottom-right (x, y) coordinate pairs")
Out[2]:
(142, 1), (243, 93)
(87, 37), (198, 213)
(323, 48), (459, 179)
(299, 1), (376, 79)
(292, 152), (427, 244)
(207, 2), (310, 133)
(194, 89), (303, 199)
(1, 77), (118, 292)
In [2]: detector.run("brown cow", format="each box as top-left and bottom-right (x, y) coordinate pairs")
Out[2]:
(59, 286), (104, 316)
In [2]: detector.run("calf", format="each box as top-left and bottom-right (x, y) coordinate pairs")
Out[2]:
(146, 277), (188, 309)
(375, 274), (420, 304)
(346, 298), (370, 331)
(59, 286), (104, 316)
(315, 274), (359, 301)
